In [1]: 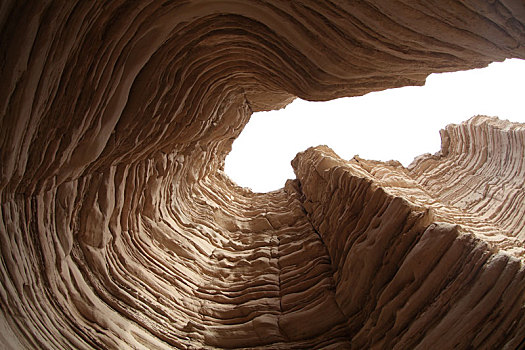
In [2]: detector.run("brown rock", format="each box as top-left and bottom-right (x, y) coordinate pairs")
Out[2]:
(1, 1), (525, 349)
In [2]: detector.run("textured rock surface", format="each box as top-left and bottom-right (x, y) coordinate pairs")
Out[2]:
(1, 1), (525, 349)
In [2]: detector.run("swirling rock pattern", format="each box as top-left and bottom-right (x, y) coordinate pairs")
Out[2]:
(1, 1), (525, 349)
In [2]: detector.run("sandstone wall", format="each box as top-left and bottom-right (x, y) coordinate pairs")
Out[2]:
(1, 1), (525, 349)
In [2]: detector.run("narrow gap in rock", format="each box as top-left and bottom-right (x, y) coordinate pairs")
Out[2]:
(225, 58), (525, 193)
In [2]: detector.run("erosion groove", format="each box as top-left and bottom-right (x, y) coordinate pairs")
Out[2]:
(1, 1), (525, 349)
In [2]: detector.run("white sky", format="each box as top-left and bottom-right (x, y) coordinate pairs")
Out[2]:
(225, 58), (525, 193)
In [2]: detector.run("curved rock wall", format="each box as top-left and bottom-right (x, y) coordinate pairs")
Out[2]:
(1, 1), (525, 349)
(410, 116), (525, 243)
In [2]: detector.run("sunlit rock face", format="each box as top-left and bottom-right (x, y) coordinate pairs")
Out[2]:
(1, 1), (525, 349)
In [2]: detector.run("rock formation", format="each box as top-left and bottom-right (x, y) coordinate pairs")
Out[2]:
(1, 1), (525, 349)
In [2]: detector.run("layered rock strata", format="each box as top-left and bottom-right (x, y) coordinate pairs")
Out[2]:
(292, 116), (525, 348)
(1, 1), (525, 349)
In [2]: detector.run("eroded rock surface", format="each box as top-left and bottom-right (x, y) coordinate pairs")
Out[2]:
(1, 1), (525, 349)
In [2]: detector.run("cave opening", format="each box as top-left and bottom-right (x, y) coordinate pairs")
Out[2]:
(225, 58), (525, 193)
